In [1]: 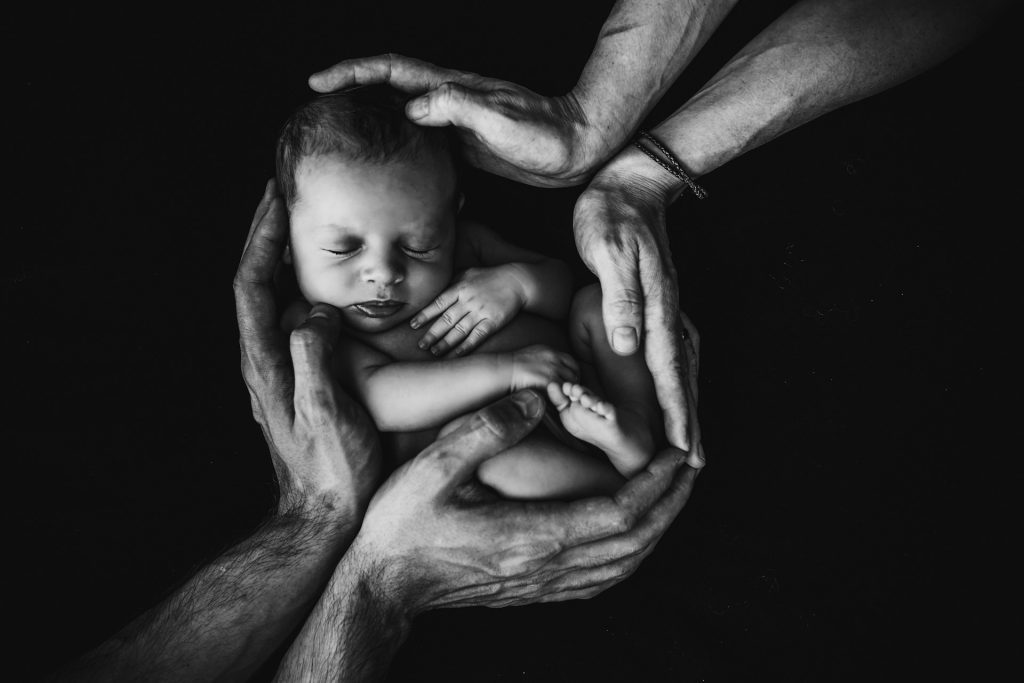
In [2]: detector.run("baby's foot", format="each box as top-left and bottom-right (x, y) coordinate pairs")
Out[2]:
(546, 382), (654, 477)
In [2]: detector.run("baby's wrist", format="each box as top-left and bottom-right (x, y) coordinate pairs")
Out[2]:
(502, 263), (533, 309)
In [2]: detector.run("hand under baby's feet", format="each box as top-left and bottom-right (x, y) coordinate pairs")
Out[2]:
(546, 381), (654, 477)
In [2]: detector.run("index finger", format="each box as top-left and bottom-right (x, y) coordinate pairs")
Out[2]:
(479, 447), (690, 551)
(639, 261), (692, 452)
(234, 181), (290, 386)
(547, 452), (697, 570)
(308, 53), (471, 94)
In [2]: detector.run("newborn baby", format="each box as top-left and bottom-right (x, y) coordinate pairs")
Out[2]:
(276, 85), (664, 499)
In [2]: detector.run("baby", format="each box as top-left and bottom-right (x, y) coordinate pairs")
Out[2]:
(275, 85), (664, 499)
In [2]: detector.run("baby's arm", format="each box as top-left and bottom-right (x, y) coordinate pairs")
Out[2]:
(338, 336), (577, 432)
(412, 221), (574, 356)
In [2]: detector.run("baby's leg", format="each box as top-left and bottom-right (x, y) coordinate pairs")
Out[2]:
(439, 411), (623, 500)
(476, 431), (625, 500)
(551, 283), (663, 477)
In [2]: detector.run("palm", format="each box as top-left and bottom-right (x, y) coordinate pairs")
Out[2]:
(309, 54), (596, 187)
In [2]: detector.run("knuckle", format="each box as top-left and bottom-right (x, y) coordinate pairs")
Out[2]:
(288, 326), (316, 351)
(609, 508), (635, 535)
(609, 294), (642, 318)
(436, 81), (462, 103)
(471, 404), (515, 442)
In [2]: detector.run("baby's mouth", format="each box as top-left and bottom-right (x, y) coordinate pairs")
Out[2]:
(350, 299), (406, 318)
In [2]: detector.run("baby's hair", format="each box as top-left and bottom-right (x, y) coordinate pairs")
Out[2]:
(275, 84), (456, 208)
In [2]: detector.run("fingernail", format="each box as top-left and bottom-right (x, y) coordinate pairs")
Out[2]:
(612, 327), (638, 353)
(410, 319), (420, 329)
(407, 97), (428, 120)
(418, 340), (427, 349)
(512, 391), (543, 418)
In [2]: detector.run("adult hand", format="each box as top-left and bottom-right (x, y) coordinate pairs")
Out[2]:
(341, 312), (702, 613)
(308, 53), (606, 187)
(574, 146), (703, 465)
(234, 179), (382, 521)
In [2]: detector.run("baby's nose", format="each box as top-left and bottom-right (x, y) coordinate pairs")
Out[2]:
(361, 252), (405, 285)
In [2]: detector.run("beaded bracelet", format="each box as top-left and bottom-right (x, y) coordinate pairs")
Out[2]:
(632, 129), (708, 199)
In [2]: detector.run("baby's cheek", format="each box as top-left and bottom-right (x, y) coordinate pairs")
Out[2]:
(409, 262), (453, 303)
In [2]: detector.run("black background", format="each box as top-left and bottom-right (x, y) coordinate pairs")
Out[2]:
(10, 1), (1011, 681)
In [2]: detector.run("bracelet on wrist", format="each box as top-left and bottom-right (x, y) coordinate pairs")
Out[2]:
(632, 129), (707, 199)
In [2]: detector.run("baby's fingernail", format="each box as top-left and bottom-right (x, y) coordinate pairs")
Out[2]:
(417, 340), (427, 349)
(410, 319), (420, 329)
(511, 391), (543, 418)
(407, 97), (429, 120)
(612, 327), (638, 353)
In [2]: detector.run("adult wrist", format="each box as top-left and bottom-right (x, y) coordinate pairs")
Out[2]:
(558, 87), (625, 180)
(591, 144), (689, 207)
(276, 488), (362, 540)
(339, 538), (419, 623)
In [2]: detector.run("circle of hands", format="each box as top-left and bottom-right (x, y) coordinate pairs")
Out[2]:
(234, 53), (705, 612)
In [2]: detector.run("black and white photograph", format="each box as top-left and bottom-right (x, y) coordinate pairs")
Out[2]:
(11, 0), (1011, 680)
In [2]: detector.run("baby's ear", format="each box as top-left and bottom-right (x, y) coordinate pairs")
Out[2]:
(282, 242), (293, 265)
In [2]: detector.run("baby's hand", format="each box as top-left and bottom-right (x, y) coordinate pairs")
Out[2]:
(509, 344), (579, 391)
(411, 265), (529, 357)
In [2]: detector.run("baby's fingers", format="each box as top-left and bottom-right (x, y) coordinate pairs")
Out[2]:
(430, 313), (478, 356)
(447, 319), (497, 357)
(410, 289), (457, 330)
(417, 303), (466, 351)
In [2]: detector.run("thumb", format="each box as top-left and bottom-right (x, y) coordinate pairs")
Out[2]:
(406, 81), (494, 130)
(419, 389), (545, 496)
(289, 304), (344, 417)
(597, 261), (645, 356)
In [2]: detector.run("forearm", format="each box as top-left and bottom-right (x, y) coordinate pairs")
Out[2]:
(275, 545), (411, 682)
(51, 501), (358, 683)
(362, 355), (511, 431)
(651, 0), (1004, 179)
(509, 260), (572, 320)
(571, 0), (739, 166)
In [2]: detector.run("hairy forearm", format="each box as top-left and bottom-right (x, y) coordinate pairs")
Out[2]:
(50, 502), (358, 683)
(653, 0), (1004, 178)
(275, 547), (411, 682)
(362, 355), (510, 431)
(571, 0), (739, 164)
(510, 260), (573, 320)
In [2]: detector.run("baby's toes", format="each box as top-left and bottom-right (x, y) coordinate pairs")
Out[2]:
(593, 400), (614, 418)
(547, 382), (570, 410)
(579, 391), (598, 410)
(567, 383), (586, 402)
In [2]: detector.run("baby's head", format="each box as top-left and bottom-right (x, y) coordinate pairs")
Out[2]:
(276, 85), (460, 333)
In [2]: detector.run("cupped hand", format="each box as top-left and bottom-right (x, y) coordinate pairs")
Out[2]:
(308, 53), (604, 187)
(234, 179), (382, 521)
(411, 264), (528, 357)
(573, 146), (703, 465)
(342, 316), (703, 613)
